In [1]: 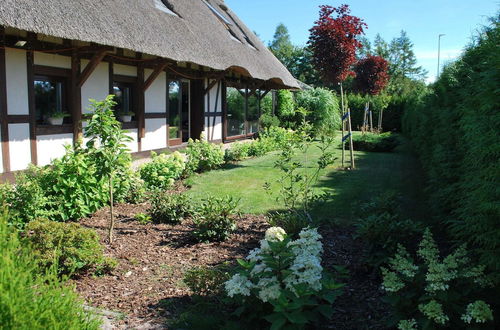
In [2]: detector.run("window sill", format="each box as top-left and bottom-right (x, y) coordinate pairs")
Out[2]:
(36, 124), (73, 136)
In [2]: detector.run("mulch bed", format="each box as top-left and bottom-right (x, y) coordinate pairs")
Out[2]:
(74, 203), (388, 329)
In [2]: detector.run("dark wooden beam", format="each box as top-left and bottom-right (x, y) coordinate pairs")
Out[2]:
(203, 71), (227, 95)
(137, 54), (145, 143)
(71, 49), (82, 142)
(77, 49), (108, 88)
(259, 89), (271, 100)
(143, 61), (168, 92)
(0, 27), (10, 172)
(26, 32), (37, 165)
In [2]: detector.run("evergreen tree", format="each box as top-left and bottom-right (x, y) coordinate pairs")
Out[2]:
(389, 30), (427, 80)
(357, 36), (373, 58)
(269, 23), (297, 69)
(373, 33), (390, 59)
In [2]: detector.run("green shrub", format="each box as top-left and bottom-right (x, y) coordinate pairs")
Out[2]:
(135, 212), (152, 225)
(192, 195), (240, 242)
(185, 138), (225, 174)
(259, 113), (280, 129)
(25, 218), (115, 275)
(225, 227), (343, 329)
(402, 18), (500, 275)
(267, 210), (310, 239)
(224, 142), (251, 162)
(355, 192), (424, 268)
(348, 132), (399, 152)
(247, 138), (275, 157)
(295, 87), (341, 134)
(259, 126), (297, 149)
(149, 191), (192, 224)
(139, 151), (185, 189)
(124, 174), (147, 204)
(0, 212), (101, 329)
(183, 265), (231, 297)
(381, 229), (494, 329)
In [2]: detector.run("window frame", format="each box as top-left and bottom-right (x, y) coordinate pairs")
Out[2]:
(33, 65), (73, 135)
(224, 83), (263, 141)
(112, 75), (138, 129)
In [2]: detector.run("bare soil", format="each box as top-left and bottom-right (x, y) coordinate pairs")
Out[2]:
(74, 203), (388, 329)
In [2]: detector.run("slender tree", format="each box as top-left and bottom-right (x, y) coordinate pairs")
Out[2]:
(389, 30), (427, 80)
(269, 23), (297, 69)
(308, 4), (367, 85)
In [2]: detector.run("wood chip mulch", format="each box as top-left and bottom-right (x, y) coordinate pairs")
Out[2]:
(74, 203), (388, 329)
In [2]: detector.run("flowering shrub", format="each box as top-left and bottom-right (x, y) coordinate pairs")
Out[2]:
(225, 227), (343, 329)
(224, 142), (251, 161)
(185, 137), (225, 174)
(381, 229), (494, 329)
(139, 151), (185, 189)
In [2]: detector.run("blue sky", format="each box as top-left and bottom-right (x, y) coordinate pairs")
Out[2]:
(226, 0), (498, 83)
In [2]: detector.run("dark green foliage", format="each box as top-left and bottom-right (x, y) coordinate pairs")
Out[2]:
(124, 175), (147, 204)
(192, 195), (240, 242)
(134, 212), (152, 225)
(25, 218), (116, 276)
(0, 212), (101, 329)
(185, 138), (225, 174)
(402, 17), (500, 275)
(183, 265), (231, 297)
(355, 192), (424, 268)
(350, 132), (399, 152)
(149, 191), (192, 225)
(295, 87), (341, 134)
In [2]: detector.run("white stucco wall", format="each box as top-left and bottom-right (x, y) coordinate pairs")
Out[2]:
(8, 123), (31, 171)
(123, 129), (138, 153)
(114, 64), (137, 77)
(145, 70), (166, 113)
(81, 60), (109, 113)
(142, 118), (167, 151)
(36, 134), (73, 166)
(5, 48), (29, 115)
(34, 52), (71, 69)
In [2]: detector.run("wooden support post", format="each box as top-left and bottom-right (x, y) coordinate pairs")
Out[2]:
(348, 108), (355, 169)
(26, 33), (37, 165)
(0, 27), (10, 172)
(369, 103), (373, 132)
(340, 83), (345, 168)
(77, 49), (108, 88)
(378, 107), (383, 132)
(71, 49), (82, 142)
(137, 55), (145, 145)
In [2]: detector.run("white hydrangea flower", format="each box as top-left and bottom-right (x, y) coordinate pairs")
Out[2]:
(257, 277), (281, 302)
(225, 274), (254, 297)
(265, 227), (287, 242)
(461, 300), (494, 324)
(398, 319), (418, 330)
(246, 247), (262, 262)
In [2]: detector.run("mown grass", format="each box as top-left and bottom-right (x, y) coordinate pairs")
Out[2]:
(185, 133), (427, 225)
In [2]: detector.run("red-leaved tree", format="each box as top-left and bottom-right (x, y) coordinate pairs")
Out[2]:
(353, 55), (390, 95)
(308, 4), (367, 85)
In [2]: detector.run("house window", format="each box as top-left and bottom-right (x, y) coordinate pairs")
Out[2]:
(112, 79), (136, 122)
(168, 80), (181, 139)
(226, 87), (246, 137)
(34, 76), (70, 125)
(247, 92), (259, 134)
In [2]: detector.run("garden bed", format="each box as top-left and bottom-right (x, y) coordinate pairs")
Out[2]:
(74, 202), (269, 328)
(73, 203), (388, 329)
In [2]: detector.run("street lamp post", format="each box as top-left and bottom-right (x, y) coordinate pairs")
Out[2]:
(437, 34), (445, 79)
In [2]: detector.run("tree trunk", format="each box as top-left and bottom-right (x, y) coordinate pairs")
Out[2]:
(108, 174), (114, 244)
(348, 109), (355, 169)
(340, 83), (345, 167)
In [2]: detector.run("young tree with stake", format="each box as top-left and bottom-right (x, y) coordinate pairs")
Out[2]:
(84, 96), (132, 244)
(308, 4), (366, 168)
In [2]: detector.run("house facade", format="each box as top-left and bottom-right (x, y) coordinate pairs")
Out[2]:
(0, 0), (298, 176)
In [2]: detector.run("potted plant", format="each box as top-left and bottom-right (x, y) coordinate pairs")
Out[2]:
(46, 110), (70, 125)
(117, 111), (134, 123)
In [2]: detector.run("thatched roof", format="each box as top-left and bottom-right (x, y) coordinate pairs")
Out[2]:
(0, 0), (299, 89)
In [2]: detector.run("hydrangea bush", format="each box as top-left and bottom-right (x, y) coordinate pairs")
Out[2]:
(381, 229), (494, 329)
(139, 151), (186, 189)
(225, 227), (343, 329)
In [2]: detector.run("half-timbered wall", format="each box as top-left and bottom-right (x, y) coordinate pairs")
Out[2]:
(204, 78), (223, 142)
(0, 44), (171, 173)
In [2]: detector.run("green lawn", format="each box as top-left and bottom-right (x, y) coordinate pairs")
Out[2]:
(185, 134), (427, 225)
